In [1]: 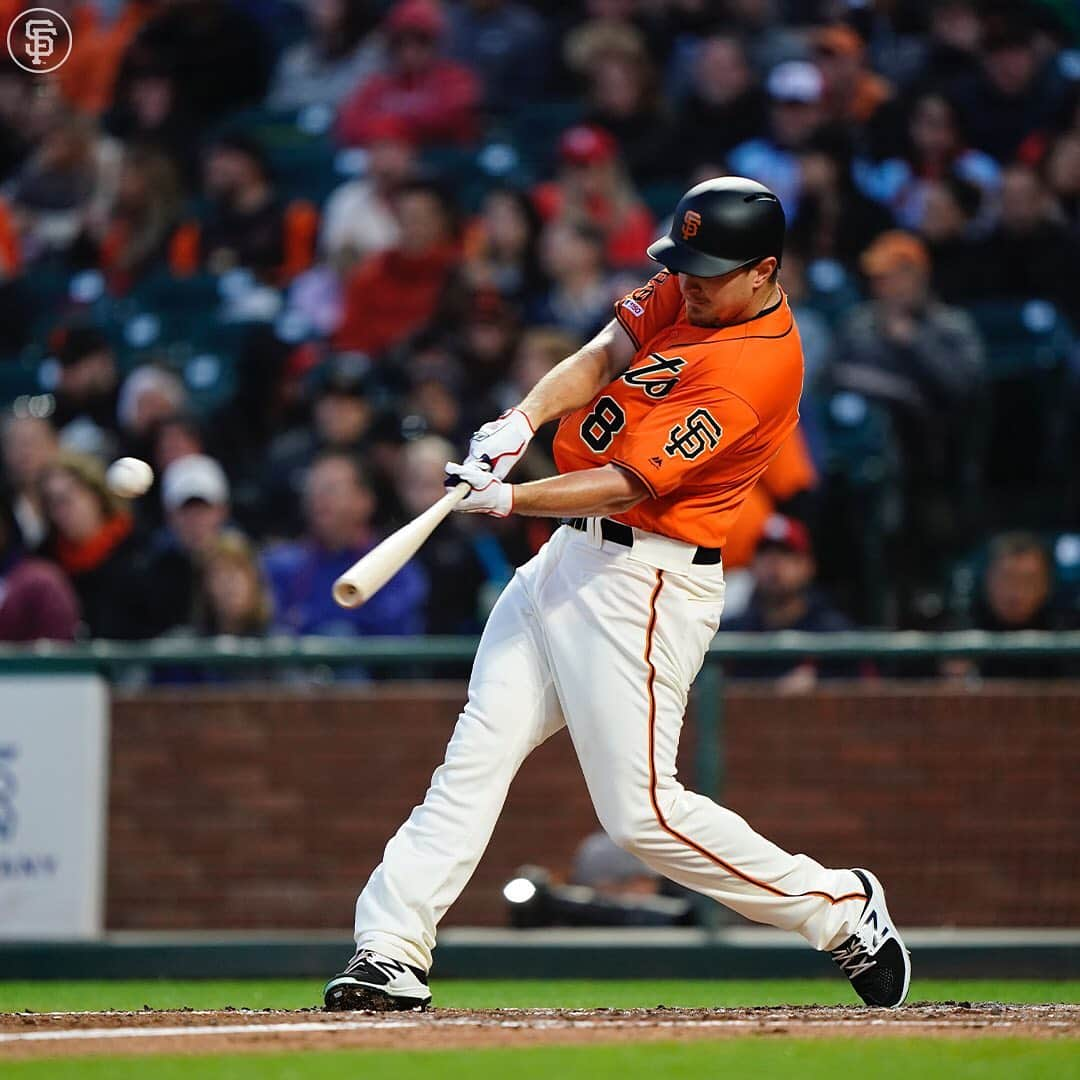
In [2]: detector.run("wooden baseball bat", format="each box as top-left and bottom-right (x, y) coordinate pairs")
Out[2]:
(332, 482), (470, 608)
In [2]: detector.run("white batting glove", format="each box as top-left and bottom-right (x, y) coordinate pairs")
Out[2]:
(445, 461), (514, 517)
(464, 408), (535, 479)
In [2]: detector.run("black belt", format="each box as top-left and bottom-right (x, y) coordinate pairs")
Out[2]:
(566, 518), (722, 565)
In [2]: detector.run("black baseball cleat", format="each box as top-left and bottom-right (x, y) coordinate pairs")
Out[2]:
(323, 949), (432, 1012)
(830, 869), (912, 1008)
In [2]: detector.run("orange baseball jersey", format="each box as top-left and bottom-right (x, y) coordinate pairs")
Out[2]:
(552, 270), (804, 549)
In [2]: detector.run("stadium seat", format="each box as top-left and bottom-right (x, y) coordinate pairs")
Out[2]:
(488, 101), (583, 180)
(128, 270), (222, 314)
(0, 356), (43, 405)
(814, 390), (902, 491)
(20, 265), (89, 342)
(642, 182), (684, 224)
(802, 259), (863, 328)
(964, 298), (1076, 519)
(212, 106), (344, 203)
(808, 390), (903, 624)
(1051, 533), (1080, 619)
(966, 298), (1074, 379)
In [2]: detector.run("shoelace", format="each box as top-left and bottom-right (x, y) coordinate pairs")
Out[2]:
(345, 950), (377, 973)
(831, 940), (877, 979)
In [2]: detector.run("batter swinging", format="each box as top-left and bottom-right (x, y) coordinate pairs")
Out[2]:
(324, 177), (911, 1011)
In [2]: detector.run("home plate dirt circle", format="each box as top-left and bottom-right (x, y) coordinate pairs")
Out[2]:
(0, 1005), (1076, 1059)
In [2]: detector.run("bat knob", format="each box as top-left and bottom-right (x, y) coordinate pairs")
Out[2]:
(332, 580), (362, 608)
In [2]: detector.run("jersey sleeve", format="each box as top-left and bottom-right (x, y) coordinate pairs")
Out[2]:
(613, 270), (683, 350)
(611, 387), (760, 498)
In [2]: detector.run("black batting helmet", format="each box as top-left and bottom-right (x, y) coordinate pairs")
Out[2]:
(647, 177), (785, 277)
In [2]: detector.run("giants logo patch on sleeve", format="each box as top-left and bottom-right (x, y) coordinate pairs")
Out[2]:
(664, 409), (723, 460)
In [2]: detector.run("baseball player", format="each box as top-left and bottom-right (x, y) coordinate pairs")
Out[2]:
(324, 177), (911, 1012)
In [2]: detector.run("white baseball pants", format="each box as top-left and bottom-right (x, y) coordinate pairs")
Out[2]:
(354, 522), (867, 971)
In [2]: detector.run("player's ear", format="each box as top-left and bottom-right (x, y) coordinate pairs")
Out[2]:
(752, 257), (778, 288)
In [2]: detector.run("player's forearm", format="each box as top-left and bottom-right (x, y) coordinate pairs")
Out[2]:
(517, 321), (631, 429)
(510, 465), (647, 518)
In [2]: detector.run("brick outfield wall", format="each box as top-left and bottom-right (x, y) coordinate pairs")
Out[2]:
(107, 683), (1080, 931)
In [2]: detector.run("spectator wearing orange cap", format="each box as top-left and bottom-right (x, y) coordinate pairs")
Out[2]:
(531, 125), (655, 270)
(718, 515), (860, 689)
(336, 0), (481, 147)
(831, 231), (985, 590)
(813, 24), (892, 128)
(833, 231), (984, 431)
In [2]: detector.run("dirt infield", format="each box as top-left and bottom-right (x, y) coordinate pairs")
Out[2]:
(1, 1004), (1076, 1059)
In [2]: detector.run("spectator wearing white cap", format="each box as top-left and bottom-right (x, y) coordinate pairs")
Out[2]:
(143, 453), (235, 635)
(728, 60), (827, 221)
(162, 455), (231, 555)
(116, 364), (189, 463)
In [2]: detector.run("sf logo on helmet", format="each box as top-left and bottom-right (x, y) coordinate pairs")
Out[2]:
(681, 210), (702, 240)
(664, 408), (723, 461)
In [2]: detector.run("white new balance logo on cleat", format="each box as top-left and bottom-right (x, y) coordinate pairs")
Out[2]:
(325, 948), (432, 1012)
(344, 951), (412, 983)
(830, 869), (911, 1007)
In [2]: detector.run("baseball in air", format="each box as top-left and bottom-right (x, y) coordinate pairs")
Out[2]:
(105, 456), (154, 498)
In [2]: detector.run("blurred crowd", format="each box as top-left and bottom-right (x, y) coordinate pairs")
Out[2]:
(1, 0), (1079, 679)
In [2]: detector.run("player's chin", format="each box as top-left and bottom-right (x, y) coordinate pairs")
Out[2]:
(684, 302), (717, 327)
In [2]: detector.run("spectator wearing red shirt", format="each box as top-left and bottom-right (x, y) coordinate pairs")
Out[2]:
(336, 0), (480, 148)
(335, 181), (460, 356)
(531, 125), (655, 271)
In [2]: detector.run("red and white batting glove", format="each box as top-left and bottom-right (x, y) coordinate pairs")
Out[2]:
(444, 461), (514, 517)
(464, 408), (534, 480)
